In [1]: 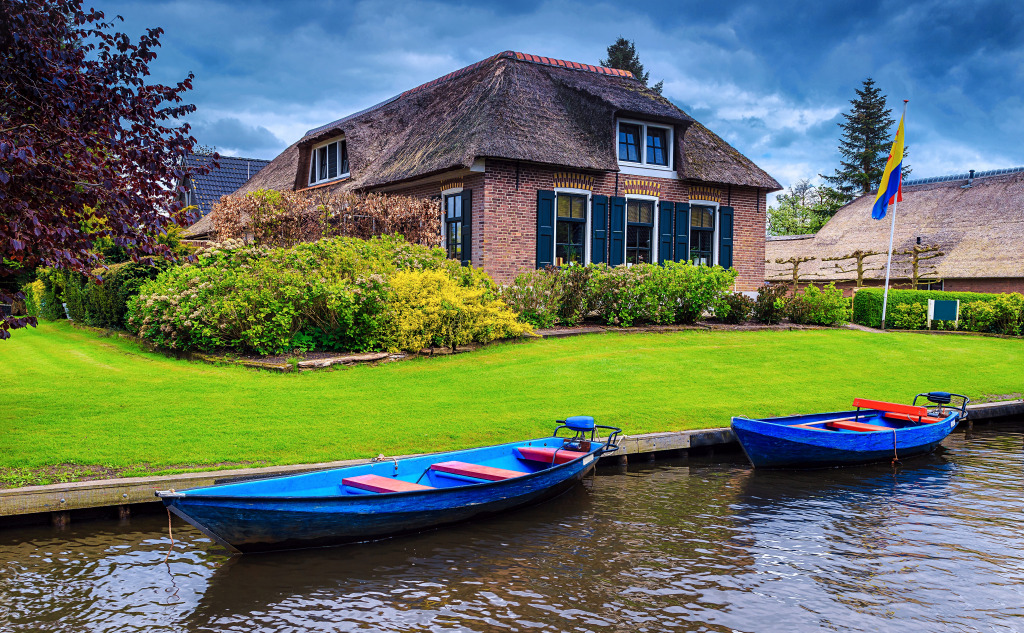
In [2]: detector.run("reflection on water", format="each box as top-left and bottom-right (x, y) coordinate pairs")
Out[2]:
(1, 423), (1022, 632)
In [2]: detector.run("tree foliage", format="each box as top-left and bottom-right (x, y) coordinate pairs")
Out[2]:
(767, 179), (845, 235)
(0, 0), (204, 339)
(602, 37), (663, 95)
(821, 78), (909, 202)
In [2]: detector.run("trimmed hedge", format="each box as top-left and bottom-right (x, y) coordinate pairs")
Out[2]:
(853, 288), (1024, 334)
(853, 288), (1005, 328)
(37, 263), (166, 328)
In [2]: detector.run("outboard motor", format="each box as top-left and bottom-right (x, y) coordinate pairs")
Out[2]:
(913, 392), (969, 420)
(553, 416), (622, 453)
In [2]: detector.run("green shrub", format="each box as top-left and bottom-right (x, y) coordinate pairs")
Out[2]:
(587, 264), (652, 326)
(852, 288), (1012, 329)
(787, 283), (851, 326)
(752, 283), (788, 324)
(588, 262), (735, 326)
(887, 302), (927, 330)
(128, 235), (525, 355)
(556, 264), (593, 326)
(715, 292), (754, 324)
(502, 269), (561, 328)
(961, 294), (1024, 335)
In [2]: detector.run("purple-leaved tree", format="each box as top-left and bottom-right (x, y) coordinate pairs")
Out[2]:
(0, 0), (208, 338)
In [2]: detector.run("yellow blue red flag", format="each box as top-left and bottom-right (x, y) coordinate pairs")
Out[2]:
(872, 112), (905, 220)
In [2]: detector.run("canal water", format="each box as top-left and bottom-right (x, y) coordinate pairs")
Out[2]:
(2, 421), (1022, 632)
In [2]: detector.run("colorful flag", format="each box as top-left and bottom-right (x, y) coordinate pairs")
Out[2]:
(871, 113), (905, 220)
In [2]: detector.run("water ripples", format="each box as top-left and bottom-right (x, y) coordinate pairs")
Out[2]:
(1, 422), (1021, 632)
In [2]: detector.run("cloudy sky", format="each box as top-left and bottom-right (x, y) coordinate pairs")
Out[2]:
(108, 0), (1023, 197)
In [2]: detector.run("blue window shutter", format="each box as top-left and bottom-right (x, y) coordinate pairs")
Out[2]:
(674, 203), (690, 262)
(719, 205), (734, 269)
(658, 201), (674, 264)
(609, 196), (626, 266)
(460, 189), (473, 266)
(591, 195), (608, 264)
(537, 190), (555, 268)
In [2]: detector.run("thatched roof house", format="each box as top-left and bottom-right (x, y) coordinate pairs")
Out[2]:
(188, 51), (780, 287)
(766, 167), (1024, 293)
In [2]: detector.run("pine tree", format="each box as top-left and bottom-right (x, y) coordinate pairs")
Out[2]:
(602, 37), (663, 95)
(822, 78), (909, 201)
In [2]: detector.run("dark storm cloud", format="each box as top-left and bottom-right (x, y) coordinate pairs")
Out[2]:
(105, 0), (1023, 182)
(188, 118), (283, 155)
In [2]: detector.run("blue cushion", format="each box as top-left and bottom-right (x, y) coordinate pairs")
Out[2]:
(564, 415), (595, 432)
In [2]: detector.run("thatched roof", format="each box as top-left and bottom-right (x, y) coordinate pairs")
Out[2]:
(765, 167), (1024, 282)
(238, 51), (779, 196)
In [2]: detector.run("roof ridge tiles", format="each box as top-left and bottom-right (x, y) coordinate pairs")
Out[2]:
(903, 166), (1024, 187)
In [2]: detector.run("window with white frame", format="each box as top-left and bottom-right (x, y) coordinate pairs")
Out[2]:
(618, 120), (673, 169)
(626, 199), (655, 264)
(690, 204), (715, 266)
(555, 193), (587, 265)
(308, 139), (349, 185)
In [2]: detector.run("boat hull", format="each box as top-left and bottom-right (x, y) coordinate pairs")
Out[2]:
(732, 410), (960, 469)
(161, 439), (602, 553)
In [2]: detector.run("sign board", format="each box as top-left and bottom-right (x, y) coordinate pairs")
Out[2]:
(928, 299), (959, 329)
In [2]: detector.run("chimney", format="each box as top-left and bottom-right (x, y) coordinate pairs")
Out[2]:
(962, 169), (975, 188)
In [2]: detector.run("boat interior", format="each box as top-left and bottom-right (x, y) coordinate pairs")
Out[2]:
(184, 416), (621, 499)
(784, 396), (962, 433)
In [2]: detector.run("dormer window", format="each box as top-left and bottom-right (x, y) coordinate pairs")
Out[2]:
(308, 138), (349, 185)
(617, 120), (672, 170)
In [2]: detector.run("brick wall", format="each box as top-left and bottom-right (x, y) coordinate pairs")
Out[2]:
(373, 160), (769, 289)
(812, 278), (1024, 296)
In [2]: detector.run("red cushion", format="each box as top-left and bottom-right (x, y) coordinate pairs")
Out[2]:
(343, 474), (433, 493)
(516, 446), (588, 464)
(853, 398), (927, 418)
(430, 461), (526, 481)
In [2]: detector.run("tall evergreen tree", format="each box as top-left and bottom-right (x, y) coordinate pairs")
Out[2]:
(602, 37), (663, 94)
(822, 78), (909, 201)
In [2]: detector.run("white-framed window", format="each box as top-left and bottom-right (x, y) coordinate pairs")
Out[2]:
(553, 189), (591, 266)
(689, 200), (720, 266)
(308, 138), (349, 185)
(617, 119), (673, 171)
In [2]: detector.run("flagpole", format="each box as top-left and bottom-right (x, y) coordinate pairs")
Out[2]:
(880, 100), (908, 331)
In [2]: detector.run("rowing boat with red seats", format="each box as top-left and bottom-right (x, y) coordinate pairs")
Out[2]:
(730, 392), (969, 469)
(157, 416), (622, 553)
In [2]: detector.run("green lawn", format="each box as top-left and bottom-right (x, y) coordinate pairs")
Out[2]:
(3, 322), (1023, 485)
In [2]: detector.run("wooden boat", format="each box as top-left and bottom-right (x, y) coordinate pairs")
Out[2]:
(156, 416), (621, 553)
(731, 392), (969, 469)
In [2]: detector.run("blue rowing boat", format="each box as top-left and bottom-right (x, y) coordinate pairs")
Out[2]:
(731, 392), (969, 469)
(156, 416), (621, 553)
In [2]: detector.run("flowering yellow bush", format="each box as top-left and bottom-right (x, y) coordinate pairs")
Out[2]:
(387, 270), (531, 352)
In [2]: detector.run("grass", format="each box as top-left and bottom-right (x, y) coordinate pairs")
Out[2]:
(2, 321), (1023, 486)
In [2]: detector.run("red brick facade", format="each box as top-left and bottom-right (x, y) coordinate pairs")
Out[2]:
(380, 160), (768, 290)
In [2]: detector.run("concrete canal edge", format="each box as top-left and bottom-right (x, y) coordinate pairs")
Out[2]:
(2, 400), (1021, 526)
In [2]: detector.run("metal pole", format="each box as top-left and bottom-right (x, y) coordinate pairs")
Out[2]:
(880, 198), (897, 330)
(880, 100), (907, 331)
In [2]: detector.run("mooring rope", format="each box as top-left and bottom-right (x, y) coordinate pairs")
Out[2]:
(163, 507), (174, 563)
(891, 428), (901, 467)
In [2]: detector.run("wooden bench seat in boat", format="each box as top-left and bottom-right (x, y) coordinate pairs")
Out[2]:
(429, 461), (527, 481)
(342, 474), (434, 493)
(516, 446), (588, 465)
(827, 419), (891, 432)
